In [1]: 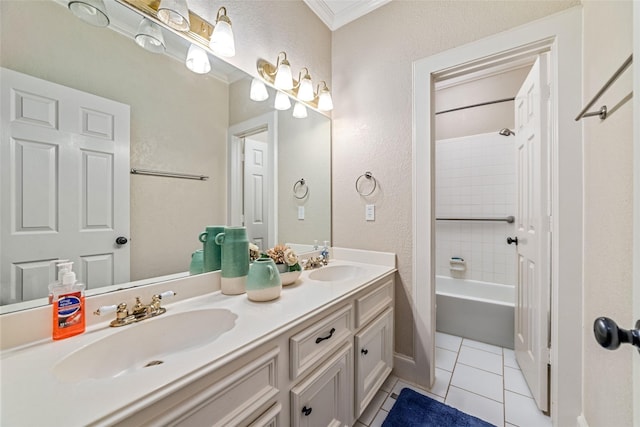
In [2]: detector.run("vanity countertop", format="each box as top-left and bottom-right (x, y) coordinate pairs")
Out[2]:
(0, 249), (395, 426)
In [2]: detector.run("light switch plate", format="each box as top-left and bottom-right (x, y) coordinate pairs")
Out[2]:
(298, 206), (305, 220)
(365, 204), (375, 221)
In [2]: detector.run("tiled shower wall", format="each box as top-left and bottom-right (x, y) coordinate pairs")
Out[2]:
(435, 132), (517, 285)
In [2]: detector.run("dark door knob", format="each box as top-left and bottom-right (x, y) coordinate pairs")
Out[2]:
(507, 236), (518, 245)
(115, 236), (128, 245)
(593, 317), (640, 354)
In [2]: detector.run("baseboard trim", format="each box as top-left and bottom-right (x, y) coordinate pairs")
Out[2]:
(577, 414), (589, 427)
(392, 352), (430, 388)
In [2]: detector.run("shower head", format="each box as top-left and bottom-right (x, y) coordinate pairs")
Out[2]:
(499, 128), (515, 136)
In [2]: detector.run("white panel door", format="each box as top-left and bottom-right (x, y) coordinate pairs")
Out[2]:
(513, 55), (551, 412)
(244, 136), (269, 250)
(0, 68), (130, 304)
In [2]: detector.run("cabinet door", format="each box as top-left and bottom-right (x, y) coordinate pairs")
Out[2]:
(355, 308), (394, 417)
(291, 342), (353, 427)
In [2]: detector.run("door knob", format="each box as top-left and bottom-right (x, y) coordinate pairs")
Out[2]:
(507, 236), (518, 245)
(593, 317), (640, 354)
(115, 236), (128, 245)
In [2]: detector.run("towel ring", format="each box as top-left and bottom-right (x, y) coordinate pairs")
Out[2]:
(355, 171), (377, 196)
(293, 178), (309, 199)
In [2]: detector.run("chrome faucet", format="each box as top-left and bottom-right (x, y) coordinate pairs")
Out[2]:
(94, 291), (176, 327)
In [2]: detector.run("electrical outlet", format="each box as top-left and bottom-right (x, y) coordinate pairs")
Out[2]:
(365, 204), (375, 221)
(298, 206), (305, 220)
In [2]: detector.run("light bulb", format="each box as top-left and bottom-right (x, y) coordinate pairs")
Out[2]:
(209, 16), (235, 57)
(274, 92), (291, 110)
(297, 76), (314, 102)
(274, 61), (293, 90)
(250, 79), (269, 102)
(185, 44), (211, 74)
(293, 102), (308, 119)
(68, 0), (109, 27)
(157, 0), (190, 32)
(318, 88), (333, 111)
(135, 18), (165, 54)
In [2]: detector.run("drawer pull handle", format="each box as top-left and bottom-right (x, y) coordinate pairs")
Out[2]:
(302, 406), (313, 416)
(315, 327), (336, 344)
(361, 348), (369, 355)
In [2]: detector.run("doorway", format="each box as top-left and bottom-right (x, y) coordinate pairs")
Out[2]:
(433, 54), (553, 417)
(228, 112), (278, 250)
(412, 8), (583, 426)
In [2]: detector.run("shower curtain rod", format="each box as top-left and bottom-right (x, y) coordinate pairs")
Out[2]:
(435, 97), (515, 115)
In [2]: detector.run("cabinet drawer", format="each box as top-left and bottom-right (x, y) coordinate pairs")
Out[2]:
(168, 348), (279, 427)
(355, 278), (393, 328)
(290, 305), (352, 380)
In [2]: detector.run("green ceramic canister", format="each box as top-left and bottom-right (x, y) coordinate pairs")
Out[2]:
(246, 258), (282, 302)
(214, 226), (250, 295)
(198, 225), (224, 272)
(189, 249), (204, 275)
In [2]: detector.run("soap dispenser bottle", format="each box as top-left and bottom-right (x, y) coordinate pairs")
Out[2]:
(51, 262), (85, 340)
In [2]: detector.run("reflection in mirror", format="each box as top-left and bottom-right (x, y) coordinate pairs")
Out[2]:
(0, 0), (331, 313)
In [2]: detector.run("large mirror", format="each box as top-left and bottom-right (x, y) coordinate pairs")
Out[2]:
(0, 0), (331, 313)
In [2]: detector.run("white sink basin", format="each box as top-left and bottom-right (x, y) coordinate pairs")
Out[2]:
(308, 265), (365, 282)
(53, 308), (237, 382)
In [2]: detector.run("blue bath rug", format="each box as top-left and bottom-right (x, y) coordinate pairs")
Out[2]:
(382, 388), (495, 427)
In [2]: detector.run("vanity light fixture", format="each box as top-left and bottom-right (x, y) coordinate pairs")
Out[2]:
(295, 68), (315, 102)
(316, 81), (334, 111)
(185, 44), (211, 74)
(209, 7), (235, 57)
(157, 0), (190, 32)
(250, 79), (269, 102)
(274, 91), (292, 110)
(68, 0), (110, 27)
(135, 18), (166, 54)
(292, 101), (308, 119)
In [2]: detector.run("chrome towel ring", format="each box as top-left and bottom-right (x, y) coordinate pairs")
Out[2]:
(355, 171), (377, 196)
(293, 178), (309, 199)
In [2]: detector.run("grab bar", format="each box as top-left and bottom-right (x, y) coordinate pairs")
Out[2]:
(131, 168), (209, 181)
(575, 54), (632, 121)
(436, 216), (515, 224)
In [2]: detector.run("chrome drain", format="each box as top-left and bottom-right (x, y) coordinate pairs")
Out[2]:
(144, 360), (164, 368)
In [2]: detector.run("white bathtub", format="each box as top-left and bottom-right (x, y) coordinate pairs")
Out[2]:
(436, 276), (515, 349)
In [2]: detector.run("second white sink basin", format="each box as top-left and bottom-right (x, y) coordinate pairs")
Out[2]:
(53, 308), (237, 382)
(308, 264), (365, 282)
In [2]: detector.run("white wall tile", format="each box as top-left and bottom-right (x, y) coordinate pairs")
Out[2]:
(435, 133), (517, 286)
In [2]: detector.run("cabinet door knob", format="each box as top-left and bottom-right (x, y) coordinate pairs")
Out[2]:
(301, 406), (312, 416)
(361, 348), (369, 355)
(506, 236), (518, 245)
(315, 327), (336, 344)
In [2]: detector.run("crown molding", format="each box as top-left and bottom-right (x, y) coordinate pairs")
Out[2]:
(303, 0), (391, 31)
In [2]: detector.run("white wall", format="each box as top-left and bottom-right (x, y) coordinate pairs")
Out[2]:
(191, 0), (332, 95)
(332, 0), (578, 359)
(582, 1), (634, 425)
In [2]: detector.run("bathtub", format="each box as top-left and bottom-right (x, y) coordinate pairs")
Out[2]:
(436, 276), (515, 349)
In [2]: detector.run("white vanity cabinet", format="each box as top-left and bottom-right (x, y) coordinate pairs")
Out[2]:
(114, 347), (281, 427)
(353, 278), (394, 418)
(290, 342), (353, 427)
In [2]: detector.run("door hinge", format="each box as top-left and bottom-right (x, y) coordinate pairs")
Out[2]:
(546, 347), (551, 365)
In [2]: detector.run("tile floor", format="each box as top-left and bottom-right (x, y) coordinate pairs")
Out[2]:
(355, 332), (552, 427)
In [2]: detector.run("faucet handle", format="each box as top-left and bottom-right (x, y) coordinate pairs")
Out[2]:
(158, 290), (176, 299)
(94, 304), (117, 316)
